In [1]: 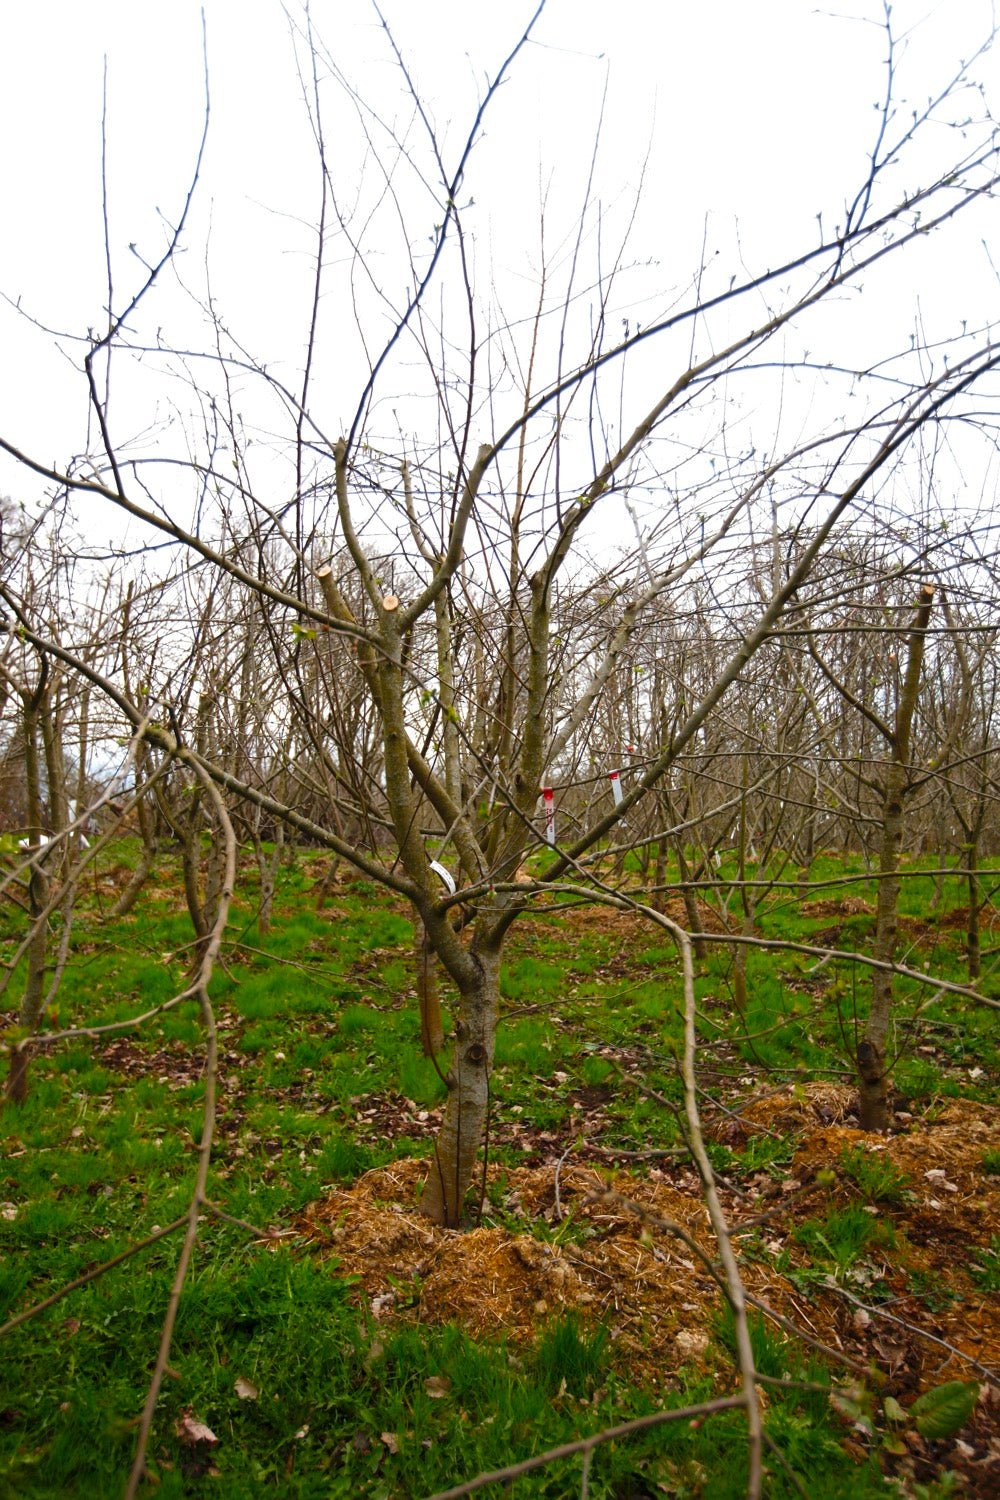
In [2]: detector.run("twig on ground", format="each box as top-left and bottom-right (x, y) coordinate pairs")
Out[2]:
(743, 1292), (873, 1376)
(553, 1144), (574, 1221)
(0, 1216), (189, 1338)
(420, 1396), (748, 1500)
(583, 1187), (719, 1279)
(202, 1201), (278, 1239)
(697, 1082), (783, 1140)
(587, 1142), (688, 1161)
(125, 754), (236, 1500)
(729, 1185), (819, 1232)
(762, 1430), (810, 1497)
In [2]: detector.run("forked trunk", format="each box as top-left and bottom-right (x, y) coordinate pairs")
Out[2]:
(420, 945), (501, 1227)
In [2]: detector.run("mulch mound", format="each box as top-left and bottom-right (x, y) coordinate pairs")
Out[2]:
(297, 1157), (716, 1367)
(292, 1092), (1000, 1490)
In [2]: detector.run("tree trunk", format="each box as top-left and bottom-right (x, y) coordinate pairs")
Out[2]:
(858, 758), (908, 1130)
(255, 820), (283, 938)
(110, 744), (160, 918)
(857, 583), (934, 1130)
(732, 755), (752, 1011)
(415, 916), (445, 1059)
(964, 841), (981, 981)
(420, 943), (501, 1226)
(111, 833), (160, 918)
(179, 822), (211, 943)
(674, 842), (708, 961)
(651, 836), (668, 912)
(6, 696), (48, 1105)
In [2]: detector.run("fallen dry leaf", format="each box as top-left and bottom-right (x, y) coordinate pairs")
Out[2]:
(424, 1375), (451, 1399)
(174, 1411), (218, 1446)
(673, 1328), (710, 1360)
(234, 1376), (259, 1401)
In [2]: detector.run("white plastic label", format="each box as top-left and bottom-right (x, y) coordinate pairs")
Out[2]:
(429, 860), (456, 894)
(542, 787), (555, 845)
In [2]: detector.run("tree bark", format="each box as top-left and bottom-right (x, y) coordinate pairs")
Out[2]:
(6, 691), (48, 1104)
(416, 916), (445, 1058)
(420, 942), (501, 1227)
(964, 841), (982, 981)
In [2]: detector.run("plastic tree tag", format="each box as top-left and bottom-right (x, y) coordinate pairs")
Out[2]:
(429, 860), (456, 893)
(543, 787), (555, 845)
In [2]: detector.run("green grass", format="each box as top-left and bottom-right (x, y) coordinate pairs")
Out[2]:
(1, 1250), (835, 1498)
(839, 1144), (912, 1205)
(969, 1235), (1000, 1292)
(792, 1204), (894, 1275)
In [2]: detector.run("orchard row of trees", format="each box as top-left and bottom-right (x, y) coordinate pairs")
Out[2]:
(0, 0), (997, 1215)
(3, 504), (1000, 1103)
(3, 6), (1000, 1488)
(6, 528), (1000, 854)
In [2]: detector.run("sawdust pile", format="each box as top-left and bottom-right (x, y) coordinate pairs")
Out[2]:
(294, 1092), (1000, 1390)
(298, 1158), (717, 1374)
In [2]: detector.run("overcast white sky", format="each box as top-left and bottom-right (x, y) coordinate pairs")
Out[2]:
(1, 0), (998, 553)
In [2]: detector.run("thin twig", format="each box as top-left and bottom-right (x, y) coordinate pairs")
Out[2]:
(421, 1396), (748, 1500)
(697, 1083), (784, 1141)
(125, 755), (236, 1499)
(554, 1143), (573, 1222)
(587, 1142), (688, 1161)
(729, 1185), (819, 1233)
(744, 1292), (873, 1376)
(583, 1188), (719, 1279)
(0, 1216), (188, 1338)
(202, 1201), (277, 1239)
(672, 911), (763, 1497)
(762, 1429), (810, 1498)
(824, 1280), (999, 1382)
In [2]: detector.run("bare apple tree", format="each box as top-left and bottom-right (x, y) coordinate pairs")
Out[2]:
(1, 3), (999, 1230)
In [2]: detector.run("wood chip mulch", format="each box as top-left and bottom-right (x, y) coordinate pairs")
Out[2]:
(292, 1088), (1000, 1492)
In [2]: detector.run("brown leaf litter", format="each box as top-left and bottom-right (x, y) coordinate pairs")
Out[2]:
(800, 898), (877, 919)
